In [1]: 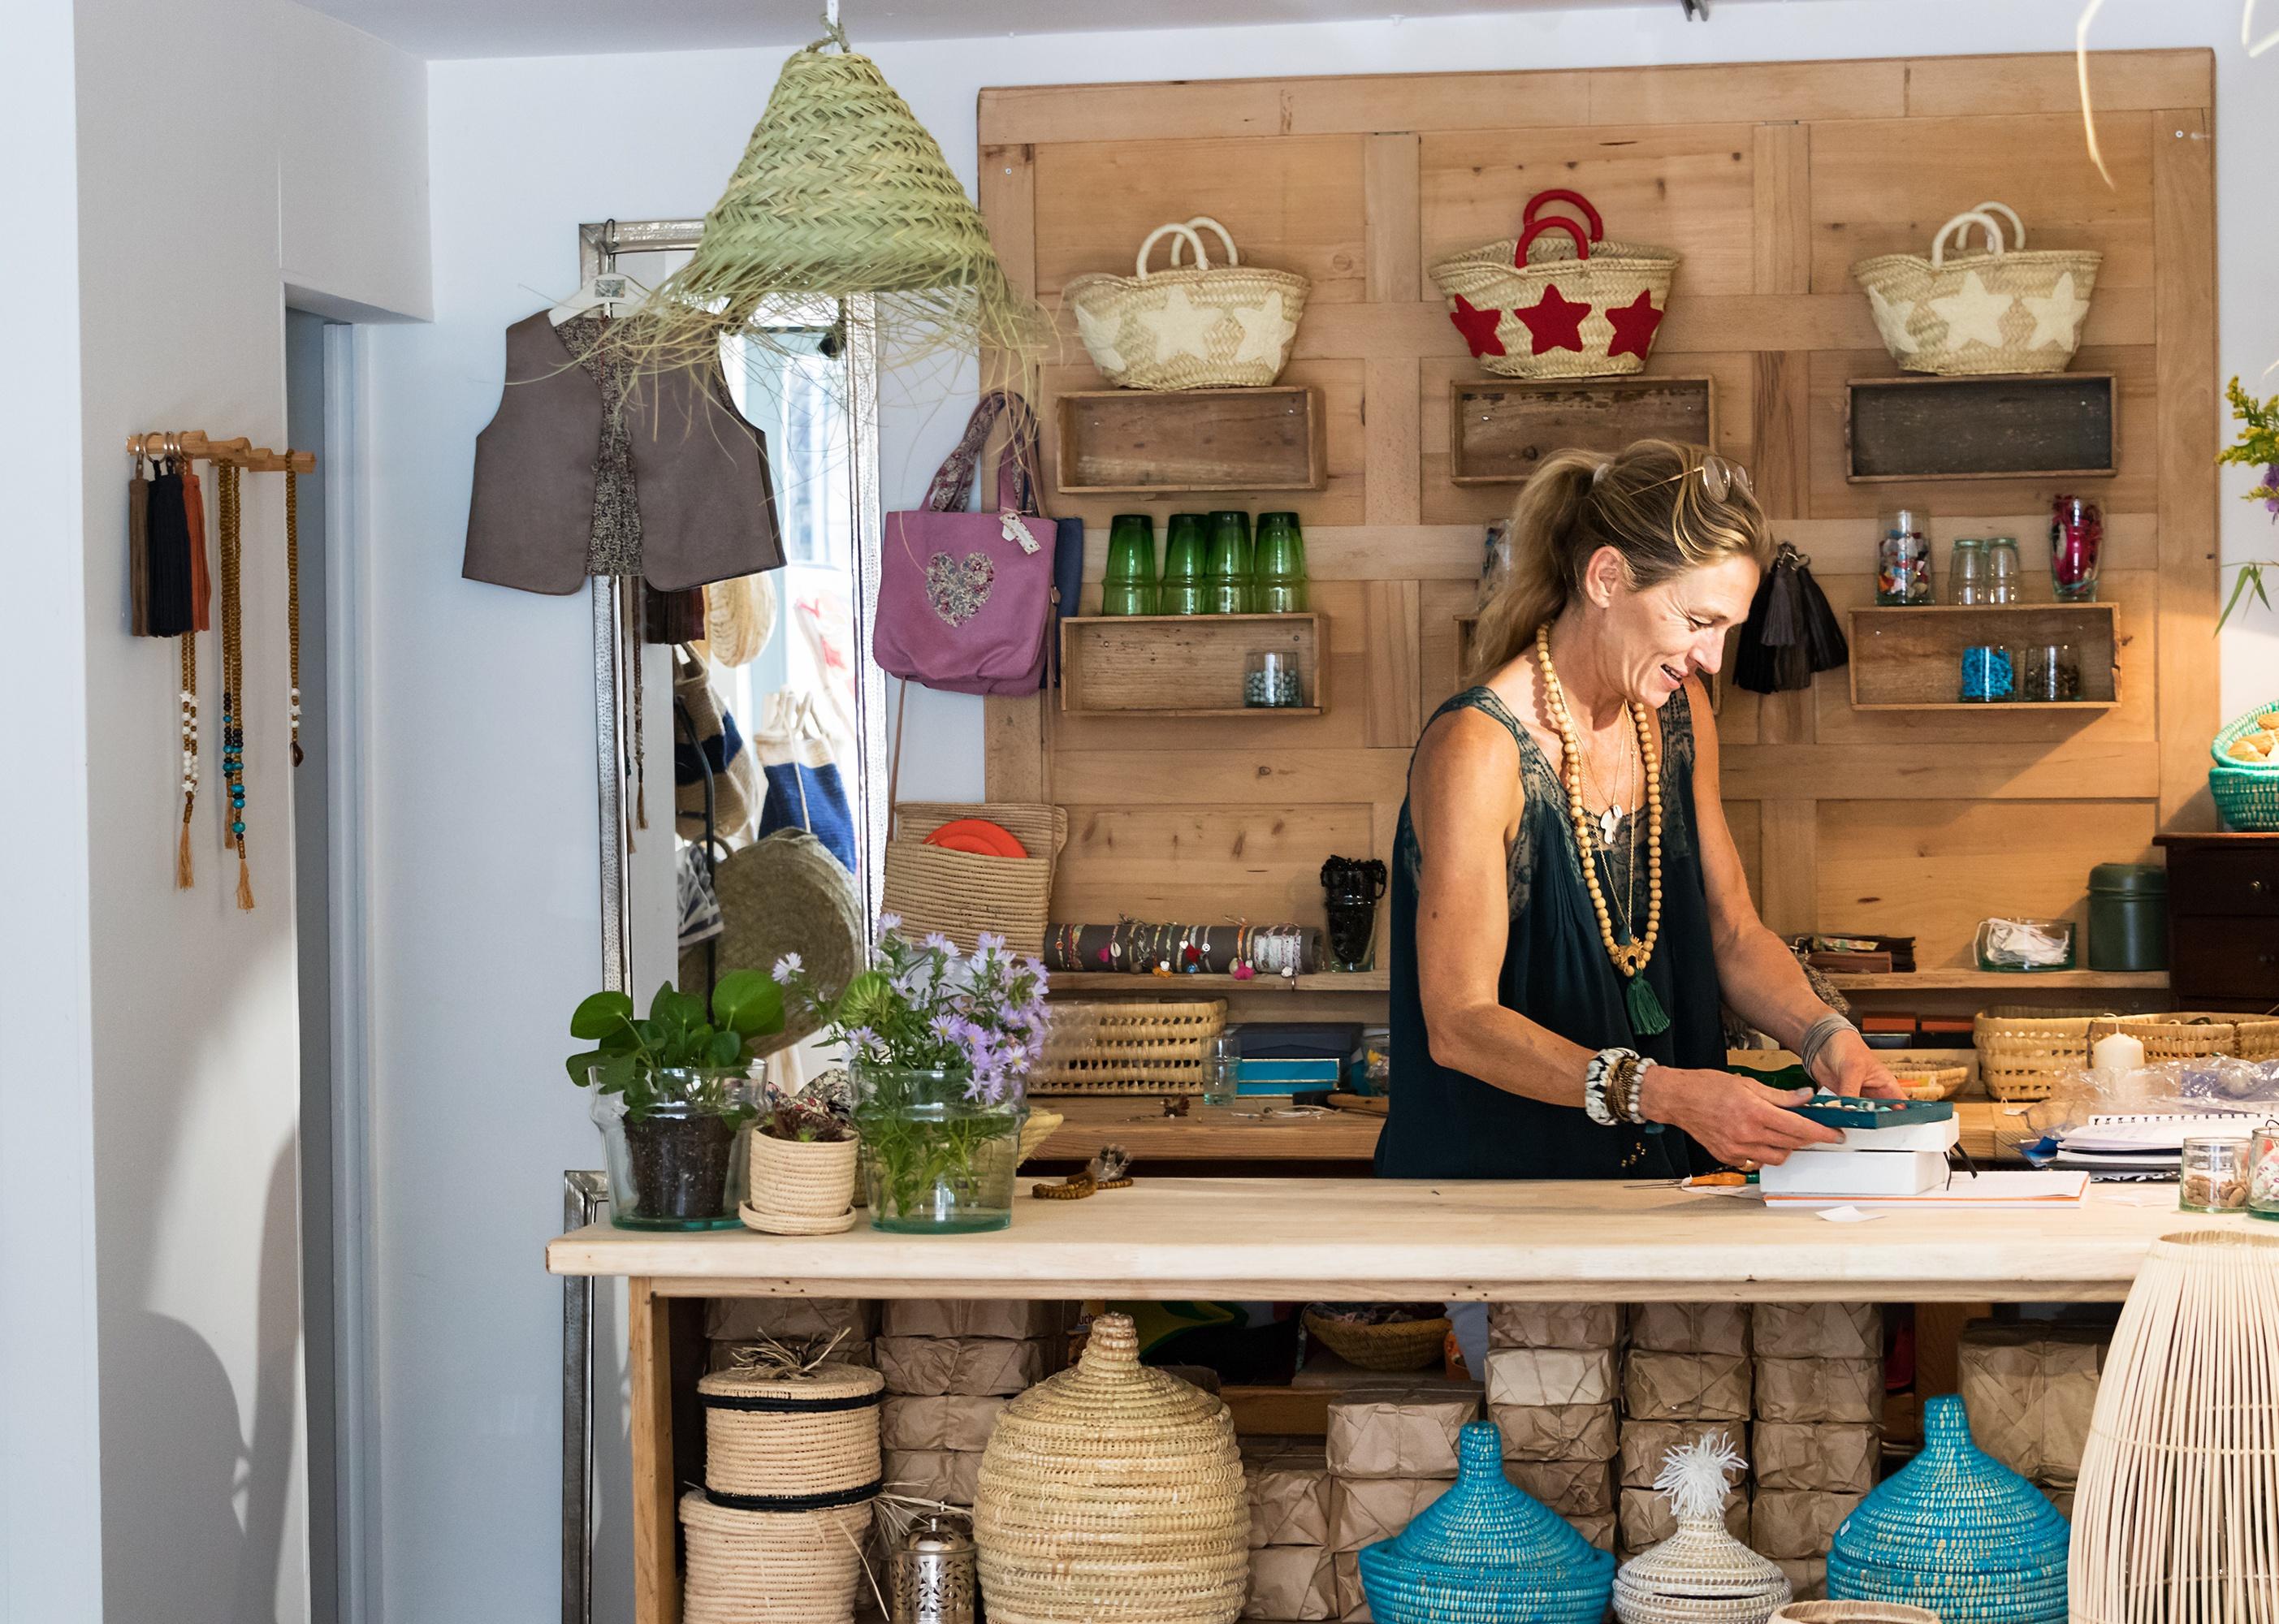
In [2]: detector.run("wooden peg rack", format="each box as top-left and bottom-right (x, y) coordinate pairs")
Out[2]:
(126, 430), (315, 475)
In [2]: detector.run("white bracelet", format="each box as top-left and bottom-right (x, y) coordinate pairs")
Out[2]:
(1585, 1047), (1637, 1127)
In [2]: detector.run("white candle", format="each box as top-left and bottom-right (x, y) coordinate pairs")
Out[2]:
(2093, 1031), (2147, 1073)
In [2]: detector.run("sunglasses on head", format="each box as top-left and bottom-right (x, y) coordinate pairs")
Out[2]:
(1619, 453), (1752, 503)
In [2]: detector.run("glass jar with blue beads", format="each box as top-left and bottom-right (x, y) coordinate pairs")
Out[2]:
(1959, 643), (2014, 702)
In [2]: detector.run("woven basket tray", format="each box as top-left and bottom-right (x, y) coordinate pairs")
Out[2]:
(1849, 203), (2100, 377)
(2121, 1012), (2279, 1063)
(2211, 700), (2279, 771)
(1430, 188), (1679, 381)
(882, 801), (1066, 958)
(1973, 1007), (2094, 1101)
(1303, 1309), (1451, 1373)
(1031, 998), (1226, 1095)
(1065, 217), (1309, 390)
(1887, 1064), (1970, 1103)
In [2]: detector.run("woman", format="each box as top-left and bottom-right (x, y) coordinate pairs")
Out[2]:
(1376, 440), (1898, 1181)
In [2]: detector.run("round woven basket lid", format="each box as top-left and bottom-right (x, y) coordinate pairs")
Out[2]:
(1617, 1516), (1792, 1605)
(1364, 1422), (1615, 1583)
(698, 1358), (883, 1407)
(1830, 1395), (2069, 1576)
(697, 828), (863, 1052)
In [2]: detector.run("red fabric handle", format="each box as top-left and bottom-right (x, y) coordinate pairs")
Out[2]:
(1514, 217), (1590, 269)
(1523, 188), (1605, 241)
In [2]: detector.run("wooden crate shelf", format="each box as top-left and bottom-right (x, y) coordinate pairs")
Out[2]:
(1450, 376), (1715, 486)
(1059, 612), (1326, 716)
(1822, 969), (2169, 991)
(1047, 970), (1390, 993)
(1846, 603), (2121, 710)
(1055, 387), (1325, 495)
(1845, 372), (2117, 482)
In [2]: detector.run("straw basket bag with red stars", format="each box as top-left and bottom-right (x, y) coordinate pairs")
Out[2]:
(1430, 189), (1681, 380)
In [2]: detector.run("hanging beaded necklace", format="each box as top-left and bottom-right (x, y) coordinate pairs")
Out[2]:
(218, 462), (253, 909)
(1536, 623), (1667, 1036)
(285, 468), (304, 767)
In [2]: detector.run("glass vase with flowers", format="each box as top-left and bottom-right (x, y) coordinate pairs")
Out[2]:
(771, 918), (1049, 1233)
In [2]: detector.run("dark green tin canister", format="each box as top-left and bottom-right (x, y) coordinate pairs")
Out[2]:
(2087, 862), (2167, 971)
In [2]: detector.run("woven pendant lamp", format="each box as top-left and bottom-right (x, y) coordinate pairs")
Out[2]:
(634, 11), (1046, 382)
(2070, 1228), (2279, 1624)
(1616, 1435), (1792, 1624)
(973, 1312), (1247, 1624)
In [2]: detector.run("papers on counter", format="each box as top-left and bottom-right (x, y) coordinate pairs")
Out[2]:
(1761, 1168), (2090, 1210)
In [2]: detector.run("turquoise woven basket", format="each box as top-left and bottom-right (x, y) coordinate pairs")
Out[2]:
(2212, 764), (2279, 831)
(1827, 1394), (2069, 1624)
(2209, 700), (2279, 772)
(1357, 1421), (1615, 1624)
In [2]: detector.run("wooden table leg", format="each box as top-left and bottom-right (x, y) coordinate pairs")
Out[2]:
(630, 1278), (681, 1624)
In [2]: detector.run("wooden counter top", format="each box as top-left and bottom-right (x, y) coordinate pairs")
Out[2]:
(548, 1177), (2220, 1302)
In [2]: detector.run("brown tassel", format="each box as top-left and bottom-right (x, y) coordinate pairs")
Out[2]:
(176, 814), (194, 889)
(236, 853), (255, 912)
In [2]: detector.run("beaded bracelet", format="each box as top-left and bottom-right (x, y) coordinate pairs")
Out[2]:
(1585, 1047), (1637, 1127)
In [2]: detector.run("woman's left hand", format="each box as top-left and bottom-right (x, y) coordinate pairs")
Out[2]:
(1814, 1030), (1905, 1099)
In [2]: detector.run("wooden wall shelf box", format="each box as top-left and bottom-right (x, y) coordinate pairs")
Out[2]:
(1048, 969), (1390, 993)
(1449, 376), (1715, 486)
(1054, 387), (1325, 495)
(1846, 603), (2120, 710)
(1059, 613), (1325, 717)
(1844, 374), (2117, 483)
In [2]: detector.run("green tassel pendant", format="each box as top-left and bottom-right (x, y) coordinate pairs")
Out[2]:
(1624, 971), (1671, 1038)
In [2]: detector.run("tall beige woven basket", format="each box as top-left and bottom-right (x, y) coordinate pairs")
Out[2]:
(1430, 188), (1680, 380)
(698, 1359), (884, 1501)
(2070, 1229), (2279, 1623)
(1065, 216), (1309, 390)
(975, 1312), (1248, 1623)
(680, 1492), (874, 1624)
(882, 801), (1066, 957)
(1849, 202), (2100, 376)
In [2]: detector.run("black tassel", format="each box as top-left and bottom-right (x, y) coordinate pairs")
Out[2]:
(1734, 561), (1783, 694)
(145, 464), (195, 637)
(1792, 549), (1850, 672)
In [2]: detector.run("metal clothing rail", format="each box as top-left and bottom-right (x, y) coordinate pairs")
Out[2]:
(126, 430), (316, 473)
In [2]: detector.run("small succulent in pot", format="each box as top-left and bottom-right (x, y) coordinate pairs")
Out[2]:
(758, 1068), (856, 1144)
(745, 1067), (863, 1233)
(568, 971), (785, 1229)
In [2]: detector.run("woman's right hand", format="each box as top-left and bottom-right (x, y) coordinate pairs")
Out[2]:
(1634, 1067), (1844, 1167)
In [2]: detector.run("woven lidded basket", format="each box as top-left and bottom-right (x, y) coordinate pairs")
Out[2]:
(1430, 188), (1680, 381)
(1303, 1308), (1452, 1373)
(699, 1358), (884, 1502)
(1973, 1007), (2094, 1102)
(882, 801), (1066, 957)
(744, 1131), (861, 1235)
(974, 1312), (1248, 1623)
(680, 1490), (874, 1624)
(2121, 1012), (2279, 1063)
(1031, 999), (1226, 1095)
(1066, 216), (1309, 390)
(1887, 1065), (1968, 1103)
(1849, 202), (2100, 377)
(1615, 1435), (1792, 1624)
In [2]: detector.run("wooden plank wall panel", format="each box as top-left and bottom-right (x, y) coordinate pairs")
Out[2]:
(979, 50), (2218, 973)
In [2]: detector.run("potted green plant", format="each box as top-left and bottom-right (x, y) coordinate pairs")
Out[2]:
(744, 1070), (861, 1234)
(772, 919), (1049, 1234)
(567, 971), (783, 1230)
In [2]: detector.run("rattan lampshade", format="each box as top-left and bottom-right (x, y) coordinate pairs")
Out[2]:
(973, 1312), (1247, 1623)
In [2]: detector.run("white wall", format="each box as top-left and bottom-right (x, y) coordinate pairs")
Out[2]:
(372, 6), (2277, 1619)
(47, 2), (428, 1622)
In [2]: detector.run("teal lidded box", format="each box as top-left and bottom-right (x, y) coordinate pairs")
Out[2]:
(1357, 1421), (1615, 1624)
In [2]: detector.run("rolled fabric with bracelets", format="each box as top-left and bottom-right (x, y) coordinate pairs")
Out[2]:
(1796, 1011), (1854, 1082)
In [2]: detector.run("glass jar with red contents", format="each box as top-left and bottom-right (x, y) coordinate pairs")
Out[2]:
(2050, 494), (2103, 602)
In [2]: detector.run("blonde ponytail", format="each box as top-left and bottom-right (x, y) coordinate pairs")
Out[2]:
(1465, 439), (1768, 684)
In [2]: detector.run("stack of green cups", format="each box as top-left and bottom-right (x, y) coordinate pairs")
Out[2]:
(1205, 511), (1253, 615)
(1254, 512), (1308, 613)
(1101, 513), (1157, 615)
(1161, 513), (1209, 615)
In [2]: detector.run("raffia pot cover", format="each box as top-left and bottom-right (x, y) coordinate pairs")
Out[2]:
(698, 1359), (884, 1501)
(973, 1312), (1247, 1623)
(679, 1491), (872, 1624)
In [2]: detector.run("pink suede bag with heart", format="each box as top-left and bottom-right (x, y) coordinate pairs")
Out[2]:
(874, 392), (1066, 697)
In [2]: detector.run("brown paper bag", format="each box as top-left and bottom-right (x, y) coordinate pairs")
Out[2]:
(711, 1336), (874, 1373)
(1490, 1402), (1620, 1462)
(1753, 1423), (1879, 1493)
(1569, 1510), (1616, 1553)
(1325, 1385), (1481, 1479)
(1753, 1303), (1882, 1361)
(1504, 1458), (1617, 1516)
(1483, 1347), (1619, 1408)
(1773, 1557), (1827, 1601)
(876, 1334), (1058, 1396)
(881, 1298), (1075, 1340)
(1627, 1303), (1751, 1355)
(705, 1296), (878, 1343)
(1247, 1545), (1336, 1622)
(1248, 1445), (1334, 1548)
(1958, 1320), (2109, 1485)
(1620, 1484), (1749, 1551)
(880, 1394), (1007, 1454)
(1485, 1302), (1621, 1350)
(1749, 1489), (1862, 1561)
(1619, 1421), (1748, 1489)
(883, 1447), (982, 1507)
(1333, 1550), (1371, 1623)
(1330, 1476), (1452, 1551)
(1752, 1358), (1881, 1424)
(1623, 1350), (1751, 1421)
(2043, 1484), (2075, 1520)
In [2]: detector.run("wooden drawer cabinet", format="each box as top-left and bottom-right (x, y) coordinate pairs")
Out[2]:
(2158, 833), (2279, 1009)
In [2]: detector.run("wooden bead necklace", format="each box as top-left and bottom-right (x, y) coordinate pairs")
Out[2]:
(1535, 624), (1668, 1036)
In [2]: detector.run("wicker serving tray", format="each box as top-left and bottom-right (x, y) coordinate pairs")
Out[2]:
(1031, 998), (1226, 1095)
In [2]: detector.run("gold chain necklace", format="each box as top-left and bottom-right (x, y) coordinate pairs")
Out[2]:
(1537, 624), (1663, 980)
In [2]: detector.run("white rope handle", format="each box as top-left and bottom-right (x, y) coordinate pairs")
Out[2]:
(1972, 201), (2026, 250)
(1165, 216), (1242, 269)
(1931, 209), (2006, 270)
(1135, 222), (1209, 280)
